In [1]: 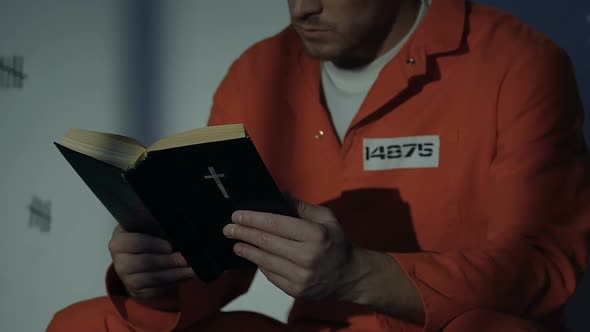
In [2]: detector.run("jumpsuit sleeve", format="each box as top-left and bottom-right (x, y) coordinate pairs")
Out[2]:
(105, 265), (256, 331)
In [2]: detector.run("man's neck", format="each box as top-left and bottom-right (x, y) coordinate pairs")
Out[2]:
(332, 0), (422, 69)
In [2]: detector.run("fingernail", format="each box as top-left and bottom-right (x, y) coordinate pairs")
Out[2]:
(171, 252), (187, 265)
(184, 267), (196, 277)
(233, 243), (242, 256)
(231, 211), (243, 223)
(223, 224), (234, 238)
(176, 253), (188, 265)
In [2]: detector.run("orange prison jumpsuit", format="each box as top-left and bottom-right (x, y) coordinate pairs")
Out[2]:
(48, 0), (590, 331)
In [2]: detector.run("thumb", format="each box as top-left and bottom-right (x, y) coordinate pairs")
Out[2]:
(283, 192), (337, 224)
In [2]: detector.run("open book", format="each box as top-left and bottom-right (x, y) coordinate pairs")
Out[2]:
(55, 123), (296, 282)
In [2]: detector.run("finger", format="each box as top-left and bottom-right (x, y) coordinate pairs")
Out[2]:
(129, 286), (176, 300)
(112, 224), (125, 236)
(259, 267), (301, 298)
(233, 242), (307, 282)
(109, 232), (173, 254)
(113, 252), (189, 275)
(231, 210), (317, 241)
(124, 267), (195, 291)
(224, 224), (306, 264)
(292, 199), (336, 224)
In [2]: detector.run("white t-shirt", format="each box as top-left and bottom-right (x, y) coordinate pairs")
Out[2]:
(322, 0), (431, 142)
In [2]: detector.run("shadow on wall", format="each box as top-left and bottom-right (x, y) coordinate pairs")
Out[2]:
(476, 1), (590, 331)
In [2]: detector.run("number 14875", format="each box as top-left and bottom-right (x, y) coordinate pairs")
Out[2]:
(365, 143), (434, 160)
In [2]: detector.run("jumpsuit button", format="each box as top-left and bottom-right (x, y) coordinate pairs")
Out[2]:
(315, 130), (325, 140)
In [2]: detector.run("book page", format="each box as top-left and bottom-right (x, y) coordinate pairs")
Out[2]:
(147, 123), (246, 152)
(60, 129), (147, 170)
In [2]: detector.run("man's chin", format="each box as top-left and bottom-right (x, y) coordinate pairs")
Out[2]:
(300, 41), (376, 68)
(300, 42), (341, 61)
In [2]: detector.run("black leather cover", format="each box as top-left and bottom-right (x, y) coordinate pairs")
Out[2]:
(55, 143), (164, 237)
(56, 136), (296, 283)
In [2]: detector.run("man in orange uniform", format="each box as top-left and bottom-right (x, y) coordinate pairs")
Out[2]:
(48, 0), (590, 331)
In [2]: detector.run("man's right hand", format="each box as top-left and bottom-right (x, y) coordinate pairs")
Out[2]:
(108, 225), (196, 306)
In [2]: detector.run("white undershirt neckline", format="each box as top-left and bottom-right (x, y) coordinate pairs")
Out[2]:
(322, 0), (431, 142)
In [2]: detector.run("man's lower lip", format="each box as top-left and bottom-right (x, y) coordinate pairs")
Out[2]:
(301, 29), (332, 39)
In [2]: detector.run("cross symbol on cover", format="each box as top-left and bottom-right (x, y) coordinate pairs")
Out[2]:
(204, 167), (230, 199)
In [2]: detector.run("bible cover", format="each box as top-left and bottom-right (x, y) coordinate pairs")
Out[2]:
(56, 136), (296, 282)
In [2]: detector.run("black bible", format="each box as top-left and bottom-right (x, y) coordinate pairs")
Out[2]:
(55, 124), (296, 282)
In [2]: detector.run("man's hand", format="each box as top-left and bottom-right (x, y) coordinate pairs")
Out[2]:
(222, 198), (425, 323)
(108, 225), (195, 309)
(222, 198), (365, 301)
